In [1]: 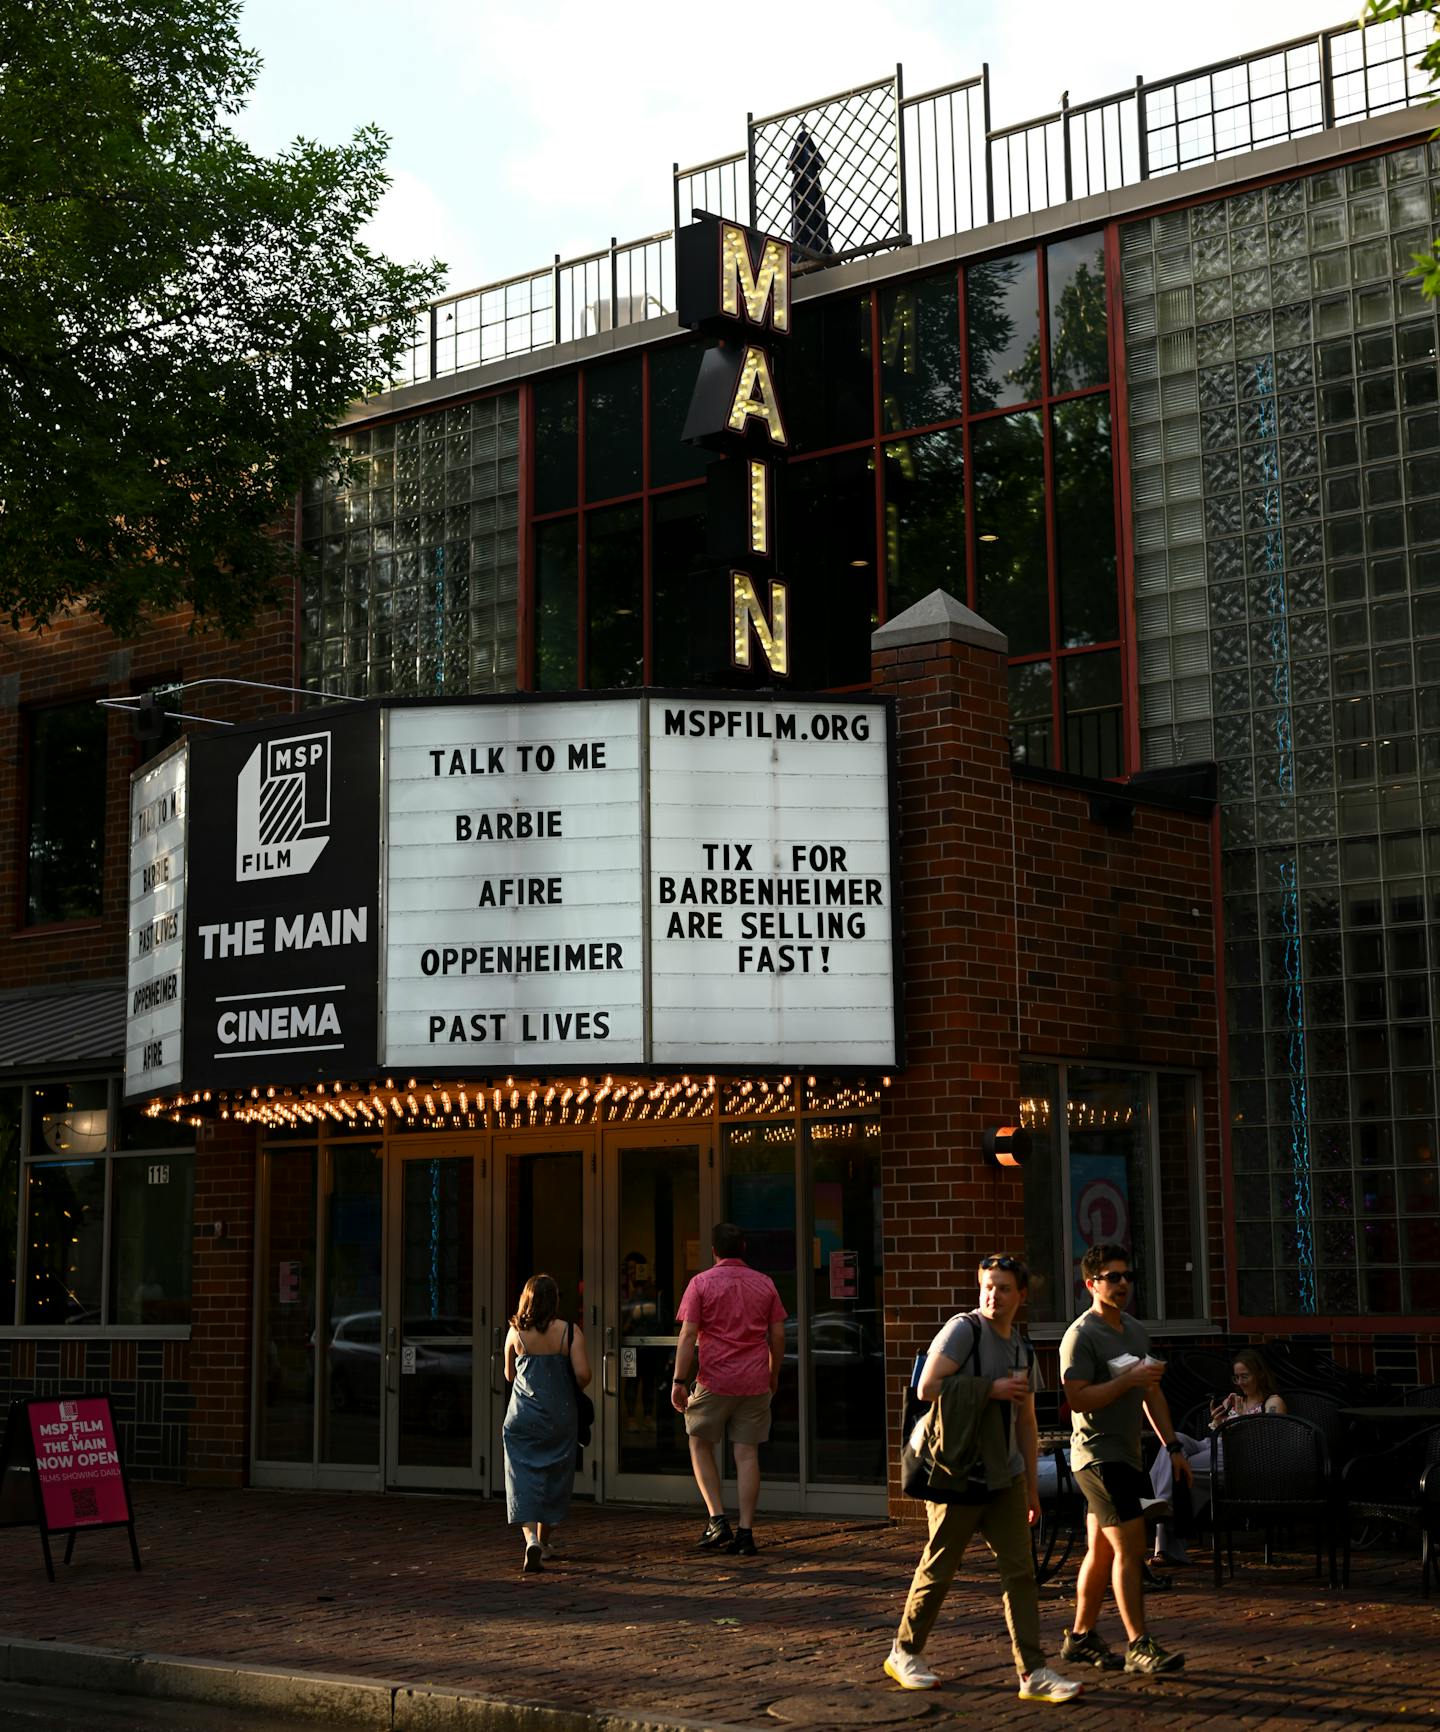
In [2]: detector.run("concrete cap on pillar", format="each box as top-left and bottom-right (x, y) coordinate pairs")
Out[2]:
(871, 588), (1008, 656)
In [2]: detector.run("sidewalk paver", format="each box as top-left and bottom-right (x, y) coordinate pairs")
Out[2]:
(0, 1485), (1436, 1730)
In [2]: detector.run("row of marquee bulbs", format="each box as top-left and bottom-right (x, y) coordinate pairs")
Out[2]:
(145, 1075), (891, 1131)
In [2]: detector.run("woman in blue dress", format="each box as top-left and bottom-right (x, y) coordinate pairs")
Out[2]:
(503, 1273), (591, 1572)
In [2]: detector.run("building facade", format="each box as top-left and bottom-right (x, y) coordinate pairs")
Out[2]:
(2, 18), (1437, 1511)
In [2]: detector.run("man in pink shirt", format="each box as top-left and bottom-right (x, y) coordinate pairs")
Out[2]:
(671, 1222), (787, 1556)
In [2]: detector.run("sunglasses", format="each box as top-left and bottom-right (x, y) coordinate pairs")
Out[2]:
(980, 1255), (1023, 1272)
(1094, 1270), (1135, 1285)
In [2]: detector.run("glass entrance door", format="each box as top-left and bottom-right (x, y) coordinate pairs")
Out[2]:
(384, 1145), (485, 1490)
(491, 1138), (595, 1499)
(600, 1130), (713, 1502)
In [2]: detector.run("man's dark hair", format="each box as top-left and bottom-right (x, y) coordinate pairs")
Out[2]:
(1081, 1242), (1130, 1281)
(978, 1253), (1029, 1290)
(712, 1222), (746, 1259)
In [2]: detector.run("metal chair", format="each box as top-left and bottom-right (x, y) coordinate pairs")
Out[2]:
(1403, 1384), (1440, 1409)
(1211, 1414), (1337, 1587)
(1281, 1389), (1349, 1464)
(1341, 1423), (1440, 1594)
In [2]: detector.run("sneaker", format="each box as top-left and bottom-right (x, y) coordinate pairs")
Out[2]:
(522, 1541), (543, 1574)
(697, 1514), (733, 1551)
(1124, 1634), (1185, 1676)
(726, 1527), (758, 1556)
(883, 1645), (939, 1690)
(539, 1543), (557, 1563)
(1139, 1497), (1172, 1523)
(1060, 1628), (1124, 1671)
(1018, 1666), (1084, 1704)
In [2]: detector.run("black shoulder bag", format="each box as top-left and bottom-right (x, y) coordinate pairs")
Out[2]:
(564, 1323), (596, 1465)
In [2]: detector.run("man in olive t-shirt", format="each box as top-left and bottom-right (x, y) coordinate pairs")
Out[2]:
(1058, 1242), (1191, 1679)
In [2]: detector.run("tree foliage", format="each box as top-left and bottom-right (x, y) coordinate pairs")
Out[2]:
(0, 0), (443, 635)
(1366, 0), (1440, 297)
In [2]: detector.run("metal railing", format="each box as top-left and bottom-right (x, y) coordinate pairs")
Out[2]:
(384, 15), (1430, 395)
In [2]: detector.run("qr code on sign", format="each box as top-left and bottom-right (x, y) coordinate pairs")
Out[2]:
(70, 1487), (98, 1520)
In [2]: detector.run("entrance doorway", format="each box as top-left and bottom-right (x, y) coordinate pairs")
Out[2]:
(252, 1088), (886, 1515)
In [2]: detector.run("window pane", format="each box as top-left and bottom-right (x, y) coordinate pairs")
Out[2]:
(1157, 1075), (1204, 1318)
(786, 450), (878, 687)
(533, 375), (577, 514)
(1020, 1063), (1062, 1325)
(258, 1148), (317, 1463)
(0, 1087), (18, 1325)
(967, 248), (1041, 410)
(109, 1154), (194, 1326)
(1062, 652), (1123, 778)
(972, 411), (1047, 655)
(533, 519), (578, 690)
(27, 704), (107, 924)
(807, 1116), (884, 1485)
(882, 430), (964, 620)
(24, 1159), (105, 1325)
(320, 1143), (383, 1466)
(29, 1080), (109, 1158)
(1066, 1069), (1151, 1316)
(880, 273), (962, 432)
(651, 490), (714, 685)
(788, 292), (873, 452)
(1047, 233), (1109, 393)
(1052, 398), (1118, 645)
(648, 342), (713, 487)
(585, 503), (643, 687)
(1009, 660), (1054, 768)
(722, 1122), (799, 1483)
(584, 357), (642, 501)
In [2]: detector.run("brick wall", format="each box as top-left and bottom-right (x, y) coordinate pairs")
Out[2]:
(187, 1119), (257, 1485)
(872, 600), (1222, 1514)
(0, 594), (297, 988)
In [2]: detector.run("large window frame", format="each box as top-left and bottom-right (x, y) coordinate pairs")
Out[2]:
(1019, 1059), (1211, 1338)
(1, 1074), (195, 1338)
(523, 243), (1126, 768)
(22, 697), (109, 929)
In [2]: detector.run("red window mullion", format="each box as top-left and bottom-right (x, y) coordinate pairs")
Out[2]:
(870, 293), (886, 626)
(576, 369), (587, 689)
(955, 264), (978, 614)
(641, 350), (653, 684)
(1104, 219), (1141, 777)
(1035, 245), (1063, 770)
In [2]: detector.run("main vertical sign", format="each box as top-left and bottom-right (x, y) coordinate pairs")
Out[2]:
(182, 707), (381, 1089)
(125, 741), (188, 1096)
(384, 699), (646, 1069)
(677, 215), (792, 680)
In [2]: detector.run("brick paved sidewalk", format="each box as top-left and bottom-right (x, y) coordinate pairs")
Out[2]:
(0, 1485), (1436, 1730)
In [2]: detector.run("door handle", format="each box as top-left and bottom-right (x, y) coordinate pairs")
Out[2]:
(384, 1351), (398, 1395)
(602, 1351), (617, 1398)
(491, 1353), (505, 1396)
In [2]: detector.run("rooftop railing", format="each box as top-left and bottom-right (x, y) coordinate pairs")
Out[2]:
(386, 14), (1431, 394)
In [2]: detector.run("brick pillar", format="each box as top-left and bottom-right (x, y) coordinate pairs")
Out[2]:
(187, 1118), (256, 1485)
(872, 591), (1025, 1517)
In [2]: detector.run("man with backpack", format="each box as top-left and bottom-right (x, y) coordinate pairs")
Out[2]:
(884, 1254), (1082, 1705)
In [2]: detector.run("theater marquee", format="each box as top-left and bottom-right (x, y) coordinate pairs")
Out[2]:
(124, 691), (900, 1096)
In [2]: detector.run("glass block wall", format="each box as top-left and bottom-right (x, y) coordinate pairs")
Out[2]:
(1120, 142), (1440, 1317)
(299, 392), (521, 698)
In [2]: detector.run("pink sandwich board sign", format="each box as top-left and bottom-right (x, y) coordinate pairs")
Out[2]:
(0, 1395), (142, 1580)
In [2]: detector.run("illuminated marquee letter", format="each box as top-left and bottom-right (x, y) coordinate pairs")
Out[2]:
(727, 348), (787, 446)
(748, 459), (770, 557)
(720, 224), (790, 333)
(732, 572), (788, 675)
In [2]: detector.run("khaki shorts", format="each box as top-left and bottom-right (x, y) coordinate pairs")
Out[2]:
(1074, 1459), (1149, 1528)
(683, 1383), (773, 1444)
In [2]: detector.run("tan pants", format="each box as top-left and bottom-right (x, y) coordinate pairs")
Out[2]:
(895, 1474), (1045, 1677)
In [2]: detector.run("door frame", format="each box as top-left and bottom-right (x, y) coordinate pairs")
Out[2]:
(382, 1138), (489, 1491)
(489, 1130), (600, 1504)
(597, 1121), (718, 1506)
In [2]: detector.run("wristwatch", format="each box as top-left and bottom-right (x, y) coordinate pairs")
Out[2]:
(1165, 1440), (1185, 1454)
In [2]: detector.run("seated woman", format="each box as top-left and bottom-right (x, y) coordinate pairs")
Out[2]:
(1150, 1349), (1287, 1564)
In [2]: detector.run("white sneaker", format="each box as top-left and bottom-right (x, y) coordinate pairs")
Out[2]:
(1139, 1496), (1171, 1522)
(1018, 1666), (1084, 1703)
(884, 1645), (939, 1690)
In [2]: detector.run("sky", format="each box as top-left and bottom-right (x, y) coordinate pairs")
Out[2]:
(233, 0), (1346, 298)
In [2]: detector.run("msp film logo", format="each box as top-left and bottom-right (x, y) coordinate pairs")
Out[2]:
(236, 731), (332, 881)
